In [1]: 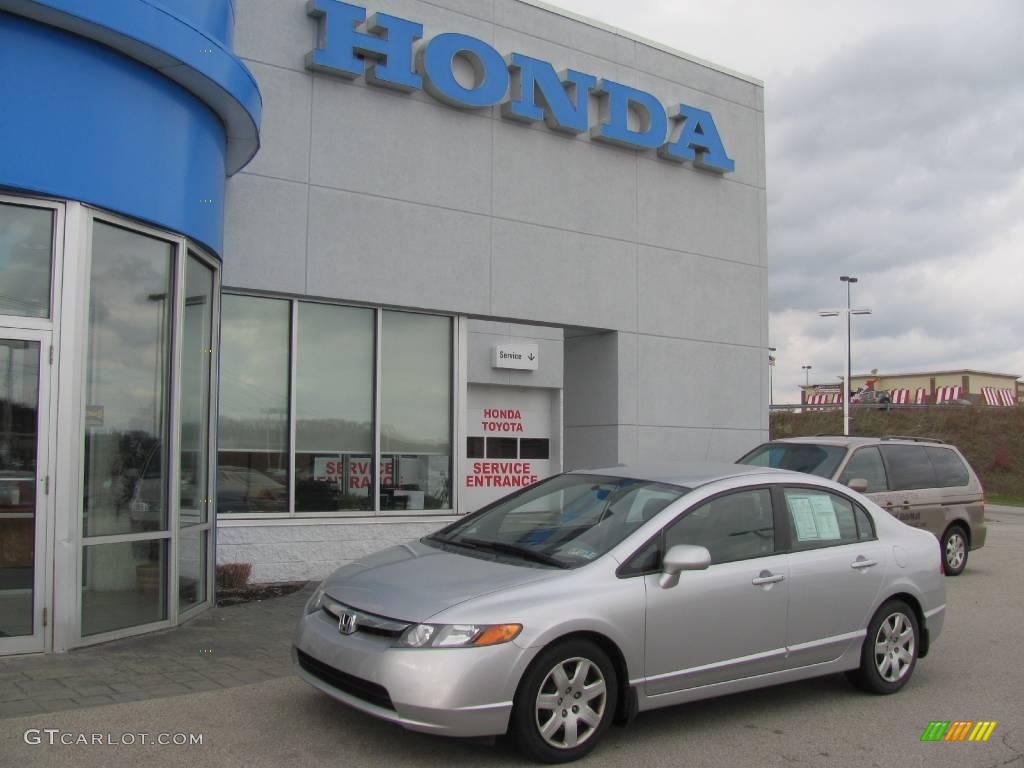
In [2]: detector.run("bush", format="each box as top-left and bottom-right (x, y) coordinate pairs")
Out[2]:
(216, 562), (253, 590)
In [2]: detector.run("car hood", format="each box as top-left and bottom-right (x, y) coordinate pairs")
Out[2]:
(321, 540), (560, 623)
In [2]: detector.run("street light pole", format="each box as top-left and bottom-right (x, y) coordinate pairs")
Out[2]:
(802, 364), (812, 386)
(840, 276), (858, 398)
(819, 307), (871, 436)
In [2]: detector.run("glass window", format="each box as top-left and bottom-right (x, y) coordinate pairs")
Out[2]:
(925, 447), (970, 488)
(486, 437), (517, 459)
(180, 256), (214, 526)
(466, 437), (484, 458)
(879, 445), (937, 491)
(520, 438), (550, 460)
(0, 339), (41, 638)
(178, 527), (207, 612)
(83, 222), (173, 537)
(854, 506), (875, 541)
(295, 303), (374, 512)
(430, 474), (688, 568)
(783, 488), (859, 549)
(738, 442), (847, 478)
(380, 312), (452, 511)
(838, 447), (889, 492)
(218, 296), (290, 514)
(665, 489), (774, 564)
(81, 539), (167, 636)
(0, 203), (53, 318)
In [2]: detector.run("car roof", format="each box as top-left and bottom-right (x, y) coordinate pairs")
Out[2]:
(570, 462), (804, 488)
(766, 436), (953, 448)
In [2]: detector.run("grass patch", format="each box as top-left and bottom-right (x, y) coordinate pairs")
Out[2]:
(986, 494), (1024, 507)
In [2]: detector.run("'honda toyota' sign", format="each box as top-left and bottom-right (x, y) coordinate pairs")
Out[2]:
(307, 1), (735, 173)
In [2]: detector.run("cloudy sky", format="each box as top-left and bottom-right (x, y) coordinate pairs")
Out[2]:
(552, 0), (1024, 402)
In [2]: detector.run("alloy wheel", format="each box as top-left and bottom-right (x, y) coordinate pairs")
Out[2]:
(534, 657), (607, 749)
(873, 612), (916, 683)
(945, 531), (966, 572)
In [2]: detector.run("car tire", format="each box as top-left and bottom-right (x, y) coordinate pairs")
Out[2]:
(510, 639), (618, 764)
(941, 524), (969, 576)
(848, 600), (920, 695)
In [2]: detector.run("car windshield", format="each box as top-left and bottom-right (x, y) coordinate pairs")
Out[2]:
(426, 474), (689, 568)
(738, 442), (848, 478)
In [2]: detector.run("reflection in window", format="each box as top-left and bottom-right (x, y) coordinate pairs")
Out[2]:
(82, 540), (167, 637)
(667, 490), (775, 563)
(0, 203), (53, 318)
(218, 296), (290, 513)
(83, 222), (173, 537)
(486, 438), (517, 459)
(381, 312), (452, 510)
(295, 303), (374, 511)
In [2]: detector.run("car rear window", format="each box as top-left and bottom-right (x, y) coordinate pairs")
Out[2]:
(879, 445), (937, 491)
(737, 443), (847, 478)
(925, 447), (971, 488)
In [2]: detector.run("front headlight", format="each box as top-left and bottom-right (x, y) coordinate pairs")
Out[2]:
(398, 623), (522, 649)
(304, 580), (327, 615)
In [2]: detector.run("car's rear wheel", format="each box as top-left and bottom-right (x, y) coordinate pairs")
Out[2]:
(510, 639), (617, 764)
(848, 599), (919, 694)
(941, 524), (969, 576)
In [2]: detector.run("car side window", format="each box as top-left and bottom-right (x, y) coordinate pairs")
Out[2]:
(854, 505), (876, 541)
(664, 489), (774, 565)
(783, 488), (860, 550)
(879, 445), (938, 491)
(837, 446), (889, 492)
(924, 447), (970, 488)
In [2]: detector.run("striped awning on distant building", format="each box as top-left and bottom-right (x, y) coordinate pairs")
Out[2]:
(982, 387), (1017, 406)
(934, 385), (963, 403)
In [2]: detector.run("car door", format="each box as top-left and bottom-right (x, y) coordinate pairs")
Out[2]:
(639, 487), (789, 696)
(876, 444), (943, 531)
(779, 485), (887, 668)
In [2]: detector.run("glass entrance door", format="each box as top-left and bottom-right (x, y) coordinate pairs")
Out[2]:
(0, 330), (49, 654)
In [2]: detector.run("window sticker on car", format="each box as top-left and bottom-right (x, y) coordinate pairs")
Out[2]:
(788, 495), (841, 542)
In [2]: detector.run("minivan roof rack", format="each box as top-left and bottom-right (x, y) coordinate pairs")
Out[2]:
(880, 435), (946, 444)
(813, 433), (857, 438)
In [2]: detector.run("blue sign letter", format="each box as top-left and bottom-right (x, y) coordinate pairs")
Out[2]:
(418, 33), (510, 109)
(502, 54), (597, 134)
(660, 104), (735, 173)
(307, 0), (422, 92)
(591, 80), (667, 150)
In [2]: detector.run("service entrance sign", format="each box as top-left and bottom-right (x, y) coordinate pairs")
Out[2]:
(493, 343), (539, 371)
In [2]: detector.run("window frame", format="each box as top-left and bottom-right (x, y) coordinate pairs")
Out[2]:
(216, 291), (459, 520)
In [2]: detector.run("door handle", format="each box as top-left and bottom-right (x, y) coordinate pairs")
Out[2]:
(752, 573), (785, 586)
(851, 559), (878, 570)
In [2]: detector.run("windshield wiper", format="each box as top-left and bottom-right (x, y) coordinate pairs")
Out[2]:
(458, 538), (569, 569)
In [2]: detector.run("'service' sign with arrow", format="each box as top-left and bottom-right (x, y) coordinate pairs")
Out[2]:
(493, 343), (539, 371)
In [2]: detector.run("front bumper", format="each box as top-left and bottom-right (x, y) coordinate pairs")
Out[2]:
(293, 606), (534, 738)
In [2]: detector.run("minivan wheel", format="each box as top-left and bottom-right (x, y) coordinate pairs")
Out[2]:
(510, 639), (618, 764)
(941, 525), (969, 576)
(848, 599), (919, 695)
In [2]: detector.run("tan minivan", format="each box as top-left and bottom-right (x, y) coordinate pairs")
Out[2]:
(737, 436), (986, 575)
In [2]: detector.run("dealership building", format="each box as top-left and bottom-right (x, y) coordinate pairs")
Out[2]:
(0, 0), (767, 653)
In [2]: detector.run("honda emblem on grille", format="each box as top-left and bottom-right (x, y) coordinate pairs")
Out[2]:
(338, 611), (359, 635)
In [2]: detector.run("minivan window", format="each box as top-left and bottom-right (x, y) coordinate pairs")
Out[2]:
(879, 445), (937, 491)
(838, 446), (889, 492)
(925, 447), (970, 488)
(737, 443), (847, 478)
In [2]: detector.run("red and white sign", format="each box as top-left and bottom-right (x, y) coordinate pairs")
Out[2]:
(934, 385), (963, 404)
(480, 408), (524, 433)
(889, 388), (910, 404)
(982, 387), (1017, 407)
(465, 462), (539, 488)
(313, 457), (393, 489)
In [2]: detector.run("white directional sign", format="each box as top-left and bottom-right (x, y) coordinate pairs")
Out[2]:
(493, 343), (539, 371)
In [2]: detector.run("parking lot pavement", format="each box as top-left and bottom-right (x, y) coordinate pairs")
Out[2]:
(2, 523), (1023, 768)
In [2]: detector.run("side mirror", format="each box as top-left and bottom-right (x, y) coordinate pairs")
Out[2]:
(658, 544), (711, 589)
(847, 478), (869, 493)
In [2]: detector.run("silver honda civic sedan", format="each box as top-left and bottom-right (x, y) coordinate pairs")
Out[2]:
(294, 464), (945, 763)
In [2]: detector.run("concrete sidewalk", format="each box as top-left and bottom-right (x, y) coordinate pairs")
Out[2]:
(0, 584), (313, 719)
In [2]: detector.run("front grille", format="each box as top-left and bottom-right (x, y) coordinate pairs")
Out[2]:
(297, 649), (395, 711)
(321, 597), (410, 639)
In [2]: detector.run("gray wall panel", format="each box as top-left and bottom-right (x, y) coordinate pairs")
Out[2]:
(306, 188), (491, 313)
(242, 62), (312, 184)
(223, 173), (309, 293)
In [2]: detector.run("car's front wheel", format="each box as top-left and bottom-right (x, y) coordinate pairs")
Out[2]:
(941, 524), (969, 576)
(510, 639), (618, 764)
(848, 599), (919, 694)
